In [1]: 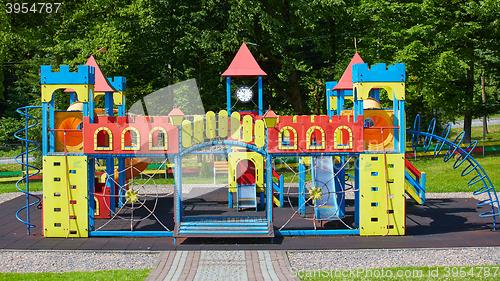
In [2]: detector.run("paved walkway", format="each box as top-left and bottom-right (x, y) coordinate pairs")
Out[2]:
(146, 250), (297, 281)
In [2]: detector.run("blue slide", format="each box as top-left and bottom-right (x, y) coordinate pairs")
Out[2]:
(312, 156), (345, 220)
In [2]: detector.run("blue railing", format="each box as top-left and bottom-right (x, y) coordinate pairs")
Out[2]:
(14, 106), (42, 235)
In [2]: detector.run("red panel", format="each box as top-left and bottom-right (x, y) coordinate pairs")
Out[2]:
(83, 116), (179, 155)
(94, 180), (111, 219)
(267, 115), (365, 154)
(237, 160), (256, 185)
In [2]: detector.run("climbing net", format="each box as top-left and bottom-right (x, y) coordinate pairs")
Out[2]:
(274, 156), (357, 231)
(92, 158), (173, 232)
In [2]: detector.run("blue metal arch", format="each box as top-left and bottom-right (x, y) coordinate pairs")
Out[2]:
(407, 115), (500, 230)
(179, 140), (268, 158)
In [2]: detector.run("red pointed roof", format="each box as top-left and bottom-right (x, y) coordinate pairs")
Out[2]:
(64, 55), (117, 93)
(86, 55), (116, 93)
(222, 43), (267, 77)
(332, 52), (364, 91)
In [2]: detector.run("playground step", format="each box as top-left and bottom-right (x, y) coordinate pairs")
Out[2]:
(405, 183), (423, 205)
(174, 216), (274, 238)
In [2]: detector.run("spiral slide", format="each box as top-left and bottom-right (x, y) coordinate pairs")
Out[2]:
(56, 102), (149, 181)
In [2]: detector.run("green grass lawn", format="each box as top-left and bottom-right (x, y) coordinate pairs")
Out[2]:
(0, 268), (151, 281)
(407, 152), (500, 193)
(297, 264), (500, 281)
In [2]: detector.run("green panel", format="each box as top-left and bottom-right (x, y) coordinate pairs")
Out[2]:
(181, 120), (193, 148)
(230, 112), (241, 140)
(206, 111), (216, 139)
(242, 115), (253, 143)
(43, 156), (88, 238)
(193, 115), (204, 143)
(254, 120), (265, 148)
(218, 110), (228, 138)
(359, 154), (405, 236)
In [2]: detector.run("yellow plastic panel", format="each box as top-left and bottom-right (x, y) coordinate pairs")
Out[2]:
(359, 153), (405, 236)
(353, 82), (405, 101)
(113, 91), (125, 106)
(230, 112), (241, 140)
(206, 111), (216, 139)
(242, 115), (253, 143)
(228, 152), (264, 189)
(254, 120), (265, 148)
(193, 115), (204, 143)
(181, 120), (193, 148)
(330, 96), (337, 111)
(41, 84), (93, 103)
(42, 156), (88, 238)
(218, 110), (228, 138)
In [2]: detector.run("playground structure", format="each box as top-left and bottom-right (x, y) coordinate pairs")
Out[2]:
(14, 43), (499, 240)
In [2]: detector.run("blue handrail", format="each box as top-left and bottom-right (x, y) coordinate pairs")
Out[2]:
(14, 106), (42, 235)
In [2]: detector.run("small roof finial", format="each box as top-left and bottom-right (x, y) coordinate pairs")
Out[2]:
(354, 37), (357, 53)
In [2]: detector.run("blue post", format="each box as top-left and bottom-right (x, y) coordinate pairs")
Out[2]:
(88, 157), (95, 231)
(266, 154), (273, 224)
(298, 157), (306, 217)
(399, 99), (405, 153)
(42, 103), (48, 156)
(226, 76), (231, 114)
(337, 90), (345, 116)
(354, 157), (360, 228)
(393, 92), (399, 151)
(105, 92), (113, 116)
(49, 96), (55, 152)
(118, 95), (126, 117)
(88, 89), (94, 123)
(24, 108), (30, 234)
(174, 154), (182, 224)
(106, 157), (115, 215)
(258, 75), (263, 115)
(118, 158), (126, 207)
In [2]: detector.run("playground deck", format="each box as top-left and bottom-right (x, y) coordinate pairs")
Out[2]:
(1, 186), (499, 250)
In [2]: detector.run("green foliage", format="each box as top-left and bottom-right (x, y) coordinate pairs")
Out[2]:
(0, 117), (23, 143)
(0, 268), (151, 281)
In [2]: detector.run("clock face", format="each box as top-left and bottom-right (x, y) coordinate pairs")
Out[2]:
(235, 86), (253, 103)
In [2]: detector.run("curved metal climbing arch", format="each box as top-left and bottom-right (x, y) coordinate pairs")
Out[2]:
(407, 114), (500, 230)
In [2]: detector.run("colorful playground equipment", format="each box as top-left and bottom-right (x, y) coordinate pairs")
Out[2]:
(15, 42), (499, 240)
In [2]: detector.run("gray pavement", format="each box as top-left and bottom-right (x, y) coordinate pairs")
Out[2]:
(450, 117), (500, 128)
(146, 250), (297, 281)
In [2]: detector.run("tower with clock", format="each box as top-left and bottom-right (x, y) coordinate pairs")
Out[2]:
(222, 42), (267, 115)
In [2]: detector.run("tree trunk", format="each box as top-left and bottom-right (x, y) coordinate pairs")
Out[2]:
(463, 110), (472, 144)
(289, 69), (306, 115)
(463, 53), (474, 144)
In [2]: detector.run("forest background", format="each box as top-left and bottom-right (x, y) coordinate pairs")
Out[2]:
(1, 0), (499, 145)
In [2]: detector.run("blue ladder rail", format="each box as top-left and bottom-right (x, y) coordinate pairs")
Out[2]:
(14, 106), (42, 235)
(408, 114), (500, 230)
